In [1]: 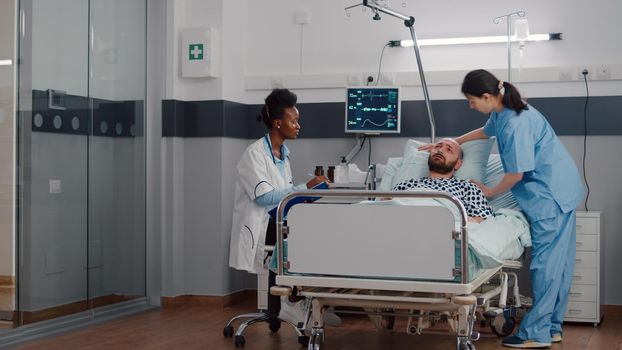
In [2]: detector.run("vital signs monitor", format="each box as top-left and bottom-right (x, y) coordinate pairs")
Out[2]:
(345, 87), (400, 134)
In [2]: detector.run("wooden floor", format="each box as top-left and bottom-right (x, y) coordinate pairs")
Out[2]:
(11, 301), (622, 350)
(0, 284), (14, 330)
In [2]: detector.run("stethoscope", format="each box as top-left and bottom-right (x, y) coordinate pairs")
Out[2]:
(264, 134), (279, 164)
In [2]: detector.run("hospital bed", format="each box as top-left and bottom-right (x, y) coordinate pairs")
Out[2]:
(270, 189), (529, 350)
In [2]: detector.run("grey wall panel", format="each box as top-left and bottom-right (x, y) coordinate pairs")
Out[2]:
(223, 101), (250, 139)
(530, 96), (622, 136)
(162, 96), (622, 138)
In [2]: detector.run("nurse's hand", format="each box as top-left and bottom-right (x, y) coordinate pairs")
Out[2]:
(306, 176), (329, 189)
(417, 143), (434, 151)
(470, 179), (493, 198)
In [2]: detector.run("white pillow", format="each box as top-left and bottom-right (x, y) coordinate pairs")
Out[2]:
(455, 138), (494, 182)
(390, 140), (429, 188)
(378, 157), (403, 191)
(396, 138), (494, 184)
(485, 154), (520, 211)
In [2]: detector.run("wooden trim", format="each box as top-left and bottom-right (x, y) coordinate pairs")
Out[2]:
(161, 289), (256, 309)
(602, 304), (622, 317)
(20, 294), (143, 325)
(0, 276), (15, 286)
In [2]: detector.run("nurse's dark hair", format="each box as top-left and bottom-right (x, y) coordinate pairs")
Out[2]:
(461, 69), (528, 114)
(257, 88), (298, 129)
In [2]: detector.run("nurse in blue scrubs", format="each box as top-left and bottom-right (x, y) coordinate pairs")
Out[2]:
(453, 69), (584, 348)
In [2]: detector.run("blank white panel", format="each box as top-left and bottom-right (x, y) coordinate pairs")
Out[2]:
(287, 203), (456, 280)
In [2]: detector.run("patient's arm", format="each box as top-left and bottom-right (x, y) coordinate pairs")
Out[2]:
(468, 216), (485, 223)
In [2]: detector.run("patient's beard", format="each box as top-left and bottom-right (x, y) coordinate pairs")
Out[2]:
(428, 156), (457, 175)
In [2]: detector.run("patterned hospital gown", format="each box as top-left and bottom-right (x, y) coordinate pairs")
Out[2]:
(392, 177), (494, 219)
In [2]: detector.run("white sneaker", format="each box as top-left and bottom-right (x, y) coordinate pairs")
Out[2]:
(279, 298), (310, 328)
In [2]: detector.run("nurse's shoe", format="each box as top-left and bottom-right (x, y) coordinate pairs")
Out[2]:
(551, 333), (562, 343)
(502, 335), (551, 348)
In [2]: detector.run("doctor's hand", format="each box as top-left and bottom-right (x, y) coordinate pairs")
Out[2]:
(306, 176), (329, 189)
(470, 179), (493, 198)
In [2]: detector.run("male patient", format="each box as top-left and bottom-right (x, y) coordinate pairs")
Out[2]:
(392, 138), (493, 223)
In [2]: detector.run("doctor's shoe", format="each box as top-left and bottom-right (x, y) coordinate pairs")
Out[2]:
(551, 333), (562, 343)
(279, 298), (311, 328)
(502, 335), (551, 348)
(323, 308), (342, 327)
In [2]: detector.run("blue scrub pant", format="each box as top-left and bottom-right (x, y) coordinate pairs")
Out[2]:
(517, 209), (576, 343)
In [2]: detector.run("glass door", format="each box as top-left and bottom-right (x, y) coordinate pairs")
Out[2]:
(15, 0), (146, 326)
(87, 0), (146, 309)
(0, 0), (16, 332)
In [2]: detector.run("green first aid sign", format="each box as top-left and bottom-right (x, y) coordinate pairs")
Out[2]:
(189, 44), (204, 60)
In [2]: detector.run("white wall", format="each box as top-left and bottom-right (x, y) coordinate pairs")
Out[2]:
(244, 0), (622, 100)
(160, 0), (254, 298)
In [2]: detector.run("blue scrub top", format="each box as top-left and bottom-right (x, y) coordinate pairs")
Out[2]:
(483, 105), (584, 221)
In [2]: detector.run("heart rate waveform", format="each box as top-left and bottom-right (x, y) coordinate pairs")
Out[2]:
(346, 87), (400, 134)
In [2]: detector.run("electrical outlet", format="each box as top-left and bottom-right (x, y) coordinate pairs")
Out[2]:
(578, 68), (591, 80)
(347, 74), (361, 86)
(558, 68), (572, 81)
(294, 11), (309, 24)
(366, 73), (376, 85)
(595, 66), (611, 80)
(270, 77), (284, 88)
(379, 72), (395, 85)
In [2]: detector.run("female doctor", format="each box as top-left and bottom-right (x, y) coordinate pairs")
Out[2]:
(427, 69), (584, 348)
(229, 88), (327, 321)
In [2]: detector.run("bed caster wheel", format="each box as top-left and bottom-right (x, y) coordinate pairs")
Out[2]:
(308, 329), (324, 350)
(234, 335), (246, 347)
(298, 335), (310, 346)
(383, 315), (395, 330)
(223, 325), (234, 337)
(268, 319), (281, 333)
(458, 342), (475, 350)
(490, 315), (515, 337)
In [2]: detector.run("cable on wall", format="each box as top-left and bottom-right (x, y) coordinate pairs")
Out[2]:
(299, 24), (304, 74)
(367, 136), (372, 166)
(582, 69), (591, 211)
(374, 43), (389, 86)
(348, 135), (367, 163)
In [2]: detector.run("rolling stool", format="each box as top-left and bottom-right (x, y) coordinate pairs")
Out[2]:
(223, 222), (311, 347)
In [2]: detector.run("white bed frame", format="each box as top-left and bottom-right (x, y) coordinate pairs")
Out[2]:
(271, 190), (510, 350)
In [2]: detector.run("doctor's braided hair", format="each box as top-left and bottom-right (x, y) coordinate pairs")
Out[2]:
(461, 69), (528, 114)
(257, 88), (298, 129)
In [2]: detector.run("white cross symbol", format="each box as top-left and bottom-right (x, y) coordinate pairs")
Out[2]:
(190, 45), (203, 59)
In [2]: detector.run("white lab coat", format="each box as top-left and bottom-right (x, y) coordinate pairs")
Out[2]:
(229, 137), (293, 273)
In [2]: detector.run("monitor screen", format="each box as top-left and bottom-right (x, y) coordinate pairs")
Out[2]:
(345, 87), (400, 134)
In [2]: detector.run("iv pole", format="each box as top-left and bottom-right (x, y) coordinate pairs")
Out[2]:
(493, 11), (525, 83)
(346, 0), (436, 143)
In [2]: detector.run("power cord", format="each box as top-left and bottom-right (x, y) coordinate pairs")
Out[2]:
(368, 136), (373, 167)
(581, 69), (591, 211)
(349, 135), (367, 163)
(375, 43), (390, 86)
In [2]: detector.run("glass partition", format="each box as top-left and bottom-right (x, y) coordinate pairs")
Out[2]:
(16, 0), (146, 325)
(0, 0), (16, 332)
(87, 0), (146, 308)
